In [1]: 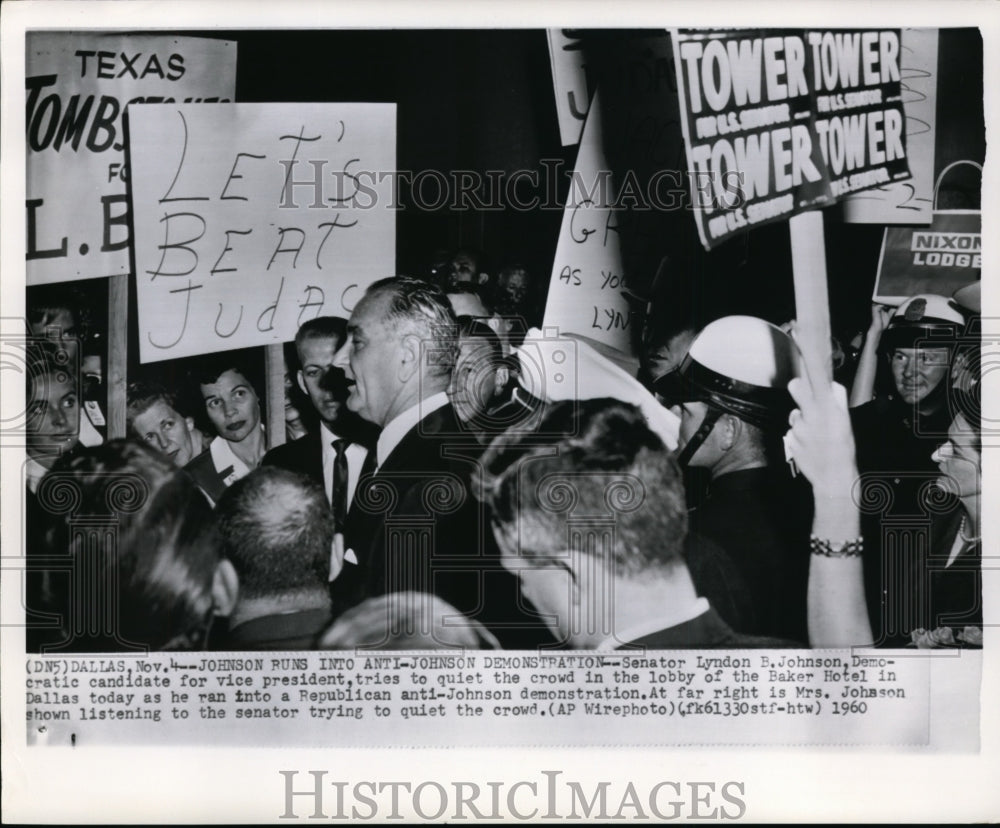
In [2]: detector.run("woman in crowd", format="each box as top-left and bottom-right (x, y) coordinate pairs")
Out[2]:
(789, 374), (981, 649)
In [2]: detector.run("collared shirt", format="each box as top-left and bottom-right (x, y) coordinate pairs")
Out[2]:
(594, 597), (711, 650)
(25, 456), (50, 495)
(209, 434), (255, 488)
(320, 422), (366, 509)
(375, 391), (450, 469)
(78, 406), (104, 447)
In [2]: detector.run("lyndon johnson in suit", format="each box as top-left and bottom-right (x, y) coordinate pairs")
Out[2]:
(331, 276), (552, 648)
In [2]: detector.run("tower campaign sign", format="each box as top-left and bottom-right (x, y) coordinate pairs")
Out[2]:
(671, 29), (912, 249)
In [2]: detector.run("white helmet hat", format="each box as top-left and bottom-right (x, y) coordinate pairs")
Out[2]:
(880, 293), (965, 353)
(655, 315), (799, 430)
(952, 281), (981, 315)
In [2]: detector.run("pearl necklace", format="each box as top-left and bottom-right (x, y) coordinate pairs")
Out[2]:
(959, 515), (981, 544)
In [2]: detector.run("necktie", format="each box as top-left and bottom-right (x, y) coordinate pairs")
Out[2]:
(358, 445), (378, 480)
(331, 439), (349, 532)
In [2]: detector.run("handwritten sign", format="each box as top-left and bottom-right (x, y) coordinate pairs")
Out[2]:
(546, 29), (591, 146)
(672, 28), (912, 249)
(542, 93), (635, 355)
(843, 28), (938, 224)
(26, 33), (235, 285)
(129, 103), (396, 362)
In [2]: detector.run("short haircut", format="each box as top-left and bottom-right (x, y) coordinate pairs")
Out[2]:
(126, 380), (181, 433)
(213, 466), (333, 600)
(37, 441), (218, 651)
(366, 276), (458, 378)
(318, 592), (499, 650)
(448, 285), (494, 315)
(457, 316), (503, 365)
(477, 399), (688, 577)
(294, 315), (347, 360)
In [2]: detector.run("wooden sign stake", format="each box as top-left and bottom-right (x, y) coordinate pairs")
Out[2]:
(789, 210), (833, 390)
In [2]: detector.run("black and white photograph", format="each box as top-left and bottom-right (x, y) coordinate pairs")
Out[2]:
(2, 0), (997, 822)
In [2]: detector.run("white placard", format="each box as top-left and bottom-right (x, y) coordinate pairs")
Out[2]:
(129, 103), (396, 362)
(26, 33), (236, 284)
(542, 93), (636, 356)
(842, 28), (939, 224)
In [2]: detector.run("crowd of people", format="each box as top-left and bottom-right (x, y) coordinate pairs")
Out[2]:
(23, 247), (983, 653)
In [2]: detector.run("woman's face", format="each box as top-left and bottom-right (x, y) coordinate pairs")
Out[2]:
(931, 412), (980, 498)
(201, 369), (260, 443)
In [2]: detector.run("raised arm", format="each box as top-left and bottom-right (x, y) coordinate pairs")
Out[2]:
(848, 304), (893, 408)
(786, 377), (873, 647)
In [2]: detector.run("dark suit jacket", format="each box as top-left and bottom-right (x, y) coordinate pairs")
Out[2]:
(220, 607), (333, 650)
(184, 448), (229, 505)
(261, 430), (324, 488)
(342, 401), (554, 648)
(621, 606), (800, 649)
(688, 467), (811, 642)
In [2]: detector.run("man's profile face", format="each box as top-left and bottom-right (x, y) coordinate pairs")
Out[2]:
(449, 338), (502, 425)
(297, 335), (346, 428)
(27, 369), (80, 460)
(889, 347), (950, 405)
(201, 369), (260, 443)
(132, 399), (198, 467)
(497, 534), (572, 644)
(675, 400), (720, 469)
(333, 291), (402, 427)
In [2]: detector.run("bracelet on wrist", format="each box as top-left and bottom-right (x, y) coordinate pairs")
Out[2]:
(810, 535), (863, 557)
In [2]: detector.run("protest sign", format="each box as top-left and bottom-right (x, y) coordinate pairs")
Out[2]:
(542, 93), (636, 356)
(842, 28), (938, 224)
(129, 103), (396, 363)
(873, 160), (981, 303)
(546, 29), (591, 146)
(672, 29), (912, 249)
(26, 34), (235, 285)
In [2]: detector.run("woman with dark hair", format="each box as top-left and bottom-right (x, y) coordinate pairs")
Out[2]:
(30, 441), (235, 653)
(909, 401), (983, 648)
(789, 379), (981, 649)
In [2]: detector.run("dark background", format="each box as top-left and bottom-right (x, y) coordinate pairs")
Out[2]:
(36, 28), (984, 409)
(226, 27), (984, 340)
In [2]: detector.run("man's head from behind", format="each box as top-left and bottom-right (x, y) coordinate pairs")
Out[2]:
(655, 316), (798, 474)
(126, 380), (200, 467)
(334, 276), (458, 427)
(39, 440), (221, 651)
(294, 316), (349, 428)
(478, 399), (688, 647)
(213, 467), (334, 607)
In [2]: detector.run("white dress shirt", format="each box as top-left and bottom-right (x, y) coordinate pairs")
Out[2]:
(320, 422), (366, 509)
(209, 435), (253, 487)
